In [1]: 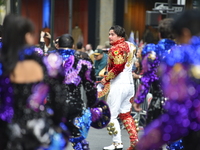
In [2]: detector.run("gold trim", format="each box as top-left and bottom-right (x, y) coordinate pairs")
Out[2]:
(98, 82), (110, 98)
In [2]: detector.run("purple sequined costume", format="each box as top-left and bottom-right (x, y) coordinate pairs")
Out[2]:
(134, 39), (176, 125)
(136, 36), (200, 150)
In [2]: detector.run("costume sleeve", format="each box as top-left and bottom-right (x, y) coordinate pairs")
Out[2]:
(134, 76), (151, 104)
(81, 60), (98, 108)
(42, 54), (65, 125)
(0, 75), (14, 122)
(105, 49), (126, 82)
(134, 52), (159, 104)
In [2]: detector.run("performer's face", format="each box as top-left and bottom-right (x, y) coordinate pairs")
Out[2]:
(109, 30), (122, 44)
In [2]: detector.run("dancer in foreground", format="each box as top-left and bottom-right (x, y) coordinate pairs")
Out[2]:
(0, 14), (68, 150)
(135, 9), (200, 150)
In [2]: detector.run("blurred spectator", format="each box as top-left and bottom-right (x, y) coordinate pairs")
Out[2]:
(93, 49), (108, 77)
(96, 44), (104, 49)
(76, 41), (85, 52)
(85, 43), (94, 63)
(54, 36), (60, 50)
(39, 28), (51, 54)
(85, 43), (94, 55)
(132, 57), (143, 103)
(75, 41), (91, 60)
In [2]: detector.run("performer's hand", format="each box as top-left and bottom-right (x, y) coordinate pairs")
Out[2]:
(40, 31), (45, 37)
(40, 31), (45, 42)
(101, 78), (106, 85)
(133, 102), (142, 112)
(45, 32), (51, 39)
(132, 72), (137, 78)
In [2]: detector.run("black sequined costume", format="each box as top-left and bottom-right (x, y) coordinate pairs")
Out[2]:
(0, 47), (67, 150)
(53, 49), (99, 149)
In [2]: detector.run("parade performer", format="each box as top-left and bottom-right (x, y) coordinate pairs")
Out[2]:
(56, 34), (110, 150)
(101, 25), (138, 150)
(134, 18), (176, 125)
(136, 9), (200, 150)
(0, 14), (69, 150)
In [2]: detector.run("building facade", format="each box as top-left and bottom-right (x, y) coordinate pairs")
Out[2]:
(1, 0), (196, 48)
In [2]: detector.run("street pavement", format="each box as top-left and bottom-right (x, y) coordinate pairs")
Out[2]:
(66, 126), (167, 150)
(66, 126), (144, 150)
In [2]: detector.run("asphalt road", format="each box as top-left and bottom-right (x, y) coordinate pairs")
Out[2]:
(65, 111), (167, 150)
(66, 126), (168, 150)
(66, 126), (144, 150)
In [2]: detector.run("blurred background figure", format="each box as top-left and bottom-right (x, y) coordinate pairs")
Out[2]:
(54, 36), (60, 50)
(132, 58), (143, 95)
(93, 49), (108, 77)
(75, 41), (91, 60)
(39, 27), (51, 55)
(85, 43), (94, 63)
(85, 43), (94, 55)
(76, 41), (85, 52)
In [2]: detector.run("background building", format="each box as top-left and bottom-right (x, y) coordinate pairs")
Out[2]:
(0, 0), (198, 48)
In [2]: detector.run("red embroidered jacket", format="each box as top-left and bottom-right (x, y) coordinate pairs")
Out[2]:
(105, 38), (130, 82)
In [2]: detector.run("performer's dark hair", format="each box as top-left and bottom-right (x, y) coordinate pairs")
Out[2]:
(76, 41), (83, 49)
(59, 34), (74, 48)
(1, 14), (35, 75)
(158, 18), (175, 40)
(172, 9), (200, 37)
(109, 25), (126, 38)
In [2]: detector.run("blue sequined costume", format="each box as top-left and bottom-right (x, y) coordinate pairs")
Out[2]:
(136, 36), (200, 150)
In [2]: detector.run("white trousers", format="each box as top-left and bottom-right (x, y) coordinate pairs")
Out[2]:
(107, 72), (134, 143)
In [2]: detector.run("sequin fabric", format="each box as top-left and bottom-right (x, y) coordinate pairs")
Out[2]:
(0, 76), (14, 122)
(105, 38), (129, 82)
(136, 36), (200, 150)
(134, 51), (160, 104)
(0, 47), (67, 150)
(56, 49), (98, 142)
(70, 108), (92, 143)
(142, 39), (176, 60)
(134, 39), (176, 104)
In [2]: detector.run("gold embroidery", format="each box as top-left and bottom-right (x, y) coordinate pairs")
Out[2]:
(126, 51), (133, 67)
(126, 42), (136, 67)
(131, 44), (137, 55)
(98, 82), (110, 98)
(113, 55), (125, 64)
(106, 72), (115, 81)
(109, 52), (113, 59)
(107, 58), (111, 64)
